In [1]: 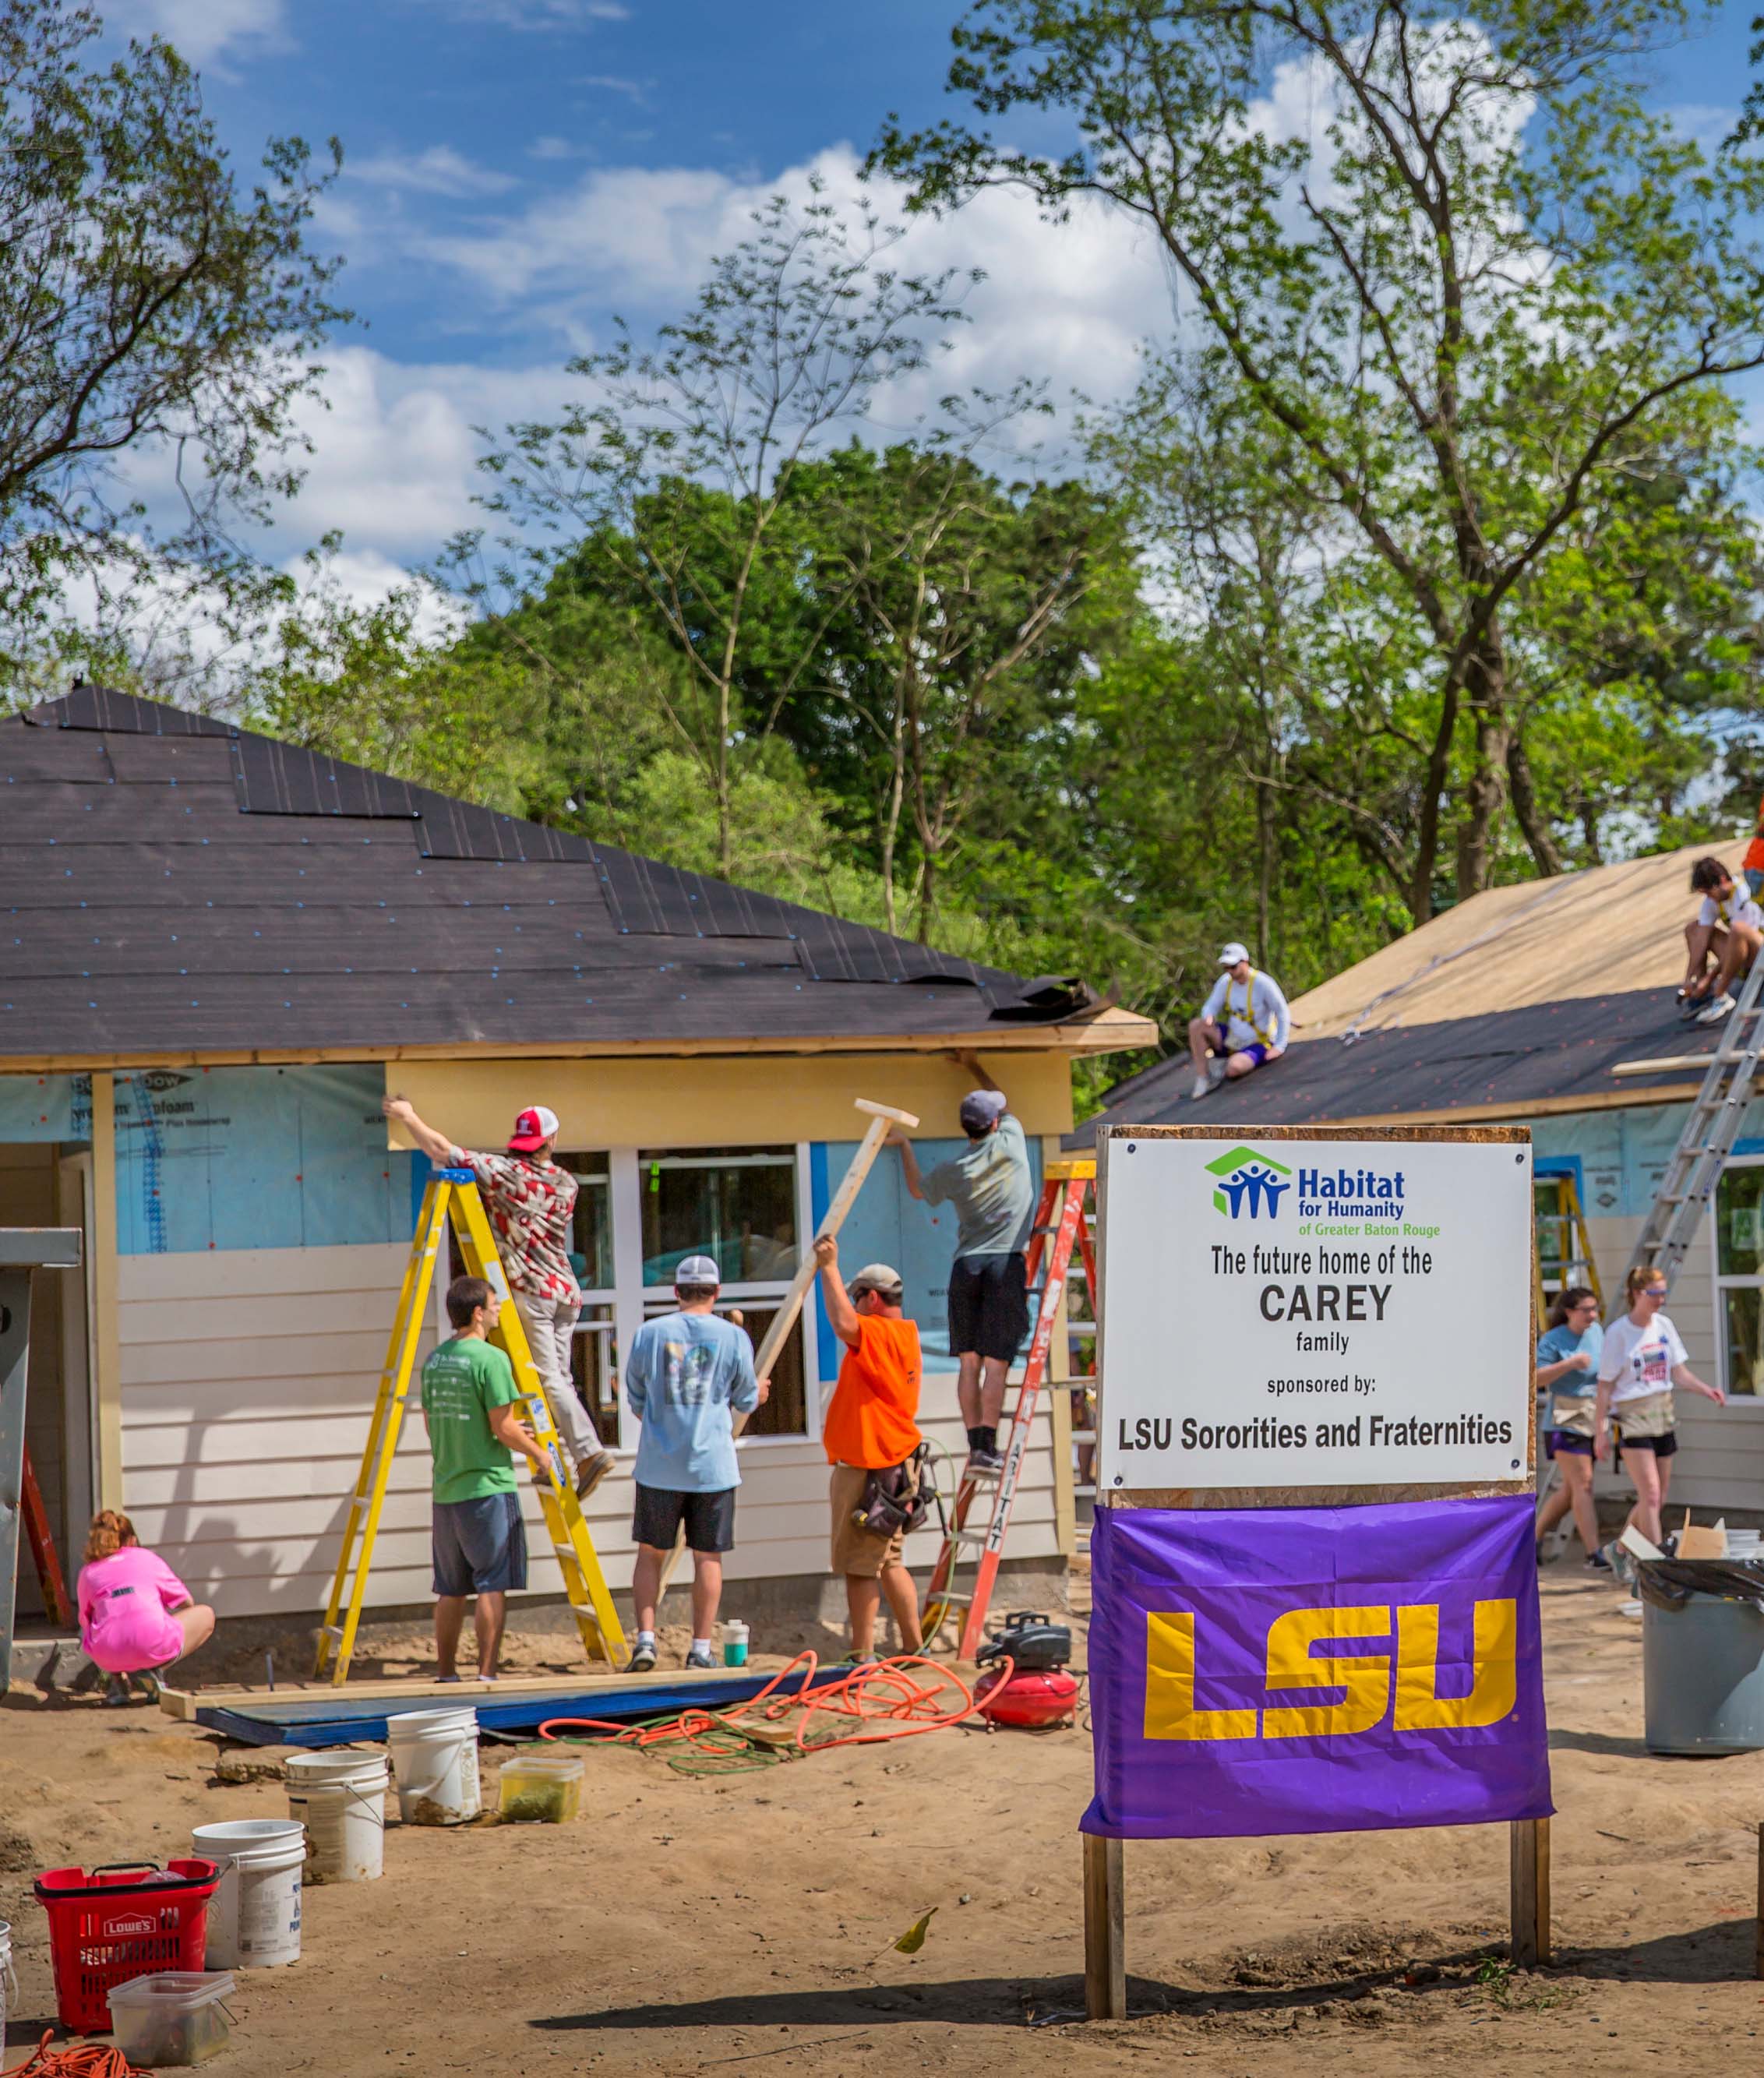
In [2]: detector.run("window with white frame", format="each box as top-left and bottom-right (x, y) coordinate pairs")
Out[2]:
(559, 1152), (620, 1448)
(637, 1145), (808, 1438)
(1713, 1162), (1764, 1398)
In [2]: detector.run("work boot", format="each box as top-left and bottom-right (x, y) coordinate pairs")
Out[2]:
(575, 1450), (616, 1501)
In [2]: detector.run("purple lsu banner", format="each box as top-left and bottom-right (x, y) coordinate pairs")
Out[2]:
(1082, 1496), (1551, 1840)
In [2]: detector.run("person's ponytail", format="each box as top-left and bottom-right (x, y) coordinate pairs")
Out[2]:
(83, 1510), (137, 1565)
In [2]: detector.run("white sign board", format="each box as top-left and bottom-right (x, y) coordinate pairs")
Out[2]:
(1096, 1130), (1533, 1492)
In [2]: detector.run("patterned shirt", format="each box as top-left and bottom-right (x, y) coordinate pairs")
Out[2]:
(453, 1148), (580, 1304)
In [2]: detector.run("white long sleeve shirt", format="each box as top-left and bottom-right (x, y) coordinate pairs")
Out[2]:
(1200, 968), (1291, 1053)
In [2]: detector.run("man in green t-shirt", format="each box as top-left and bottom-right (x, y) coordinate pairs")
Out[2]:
(420, 1275), (550, 1680)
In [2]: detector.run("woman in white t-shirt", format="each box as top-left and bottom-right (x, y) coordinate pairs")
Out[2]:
(1595, 1265), (1725, 1546)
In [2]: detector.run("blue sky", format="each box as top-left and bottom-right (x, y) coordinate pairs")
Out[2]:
(108, 0), (1764, 592)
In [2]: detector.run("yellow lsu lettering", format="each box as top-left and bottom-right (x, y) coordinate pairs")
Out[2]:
(1142, 1600), (1518, 1743)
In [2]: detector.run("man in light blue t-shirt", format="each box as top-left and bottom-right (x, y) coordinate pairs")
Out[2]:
(623, 1253), (763, 1673)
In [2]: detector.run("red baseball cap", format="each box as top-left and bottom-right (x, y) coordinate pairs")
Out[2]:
(508, 1104), (559, 1153)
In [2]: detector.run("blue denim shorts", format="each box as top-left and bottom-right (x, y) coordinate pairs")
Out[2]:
(432, 1491), (528, 1596)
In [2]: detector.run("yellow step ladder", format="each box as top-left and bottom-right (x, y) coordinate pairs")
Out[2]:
(315, 1167), (626, 1685)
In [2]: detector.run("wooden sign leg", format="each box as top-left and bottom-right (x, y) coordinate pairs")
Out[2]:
(1755, 1822), (1764, 1980)
(1509, 1817), (1550, 1967)
(1083, 1833), (1126, 2020)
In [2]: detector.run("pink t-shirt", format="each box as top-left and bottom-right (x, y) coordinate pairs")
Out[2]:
(78, 1547), (191, 1674)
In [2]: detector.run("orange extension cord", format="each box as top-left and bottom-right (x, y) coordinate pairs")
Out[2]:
(536, 1649), (1012, 1761)
(2, 2037), (142, 2077)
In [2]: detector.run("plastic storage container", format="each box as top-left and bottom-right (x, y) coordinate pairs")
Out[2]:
(33, 1861), (220, 2034)
(106, 1971), (236, 2066)
(496, 1754), (583, 1823)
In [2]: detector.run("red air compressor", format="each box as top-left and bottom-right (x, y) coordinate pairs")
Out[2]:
(973, 1611), (1080, 1727)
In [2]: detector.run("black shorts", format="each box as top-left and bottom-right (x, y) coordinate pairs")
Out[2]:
(632, 1483), (737, 1554)
(1545, 1431), (1595, 1458)
(947, 1252), (1029, 1362)
(1618, 1431), (1678, 1459)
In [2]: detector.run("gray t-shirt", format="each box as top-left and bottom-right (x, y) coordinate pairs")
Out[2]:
(921, 1116), (1034, 1258)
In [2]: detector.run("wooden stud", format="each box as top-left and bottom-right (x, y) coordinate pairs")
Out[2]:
(1083, 1833), (1126, 2021)
(1509, 1817), (1551, 1968)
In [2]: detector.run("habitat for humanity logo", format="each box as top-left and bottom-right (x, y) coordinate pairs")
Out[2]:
(1206, 1147), (1293, 1219)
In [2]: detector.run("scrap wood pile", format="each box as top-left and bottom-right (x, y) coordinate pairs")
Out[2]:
(537, 1650), (1012, 1775)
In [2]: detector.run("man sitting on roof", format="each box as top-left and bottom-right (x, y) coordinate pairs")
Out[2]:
(1188, 942), (1291, 1101)
(1681, 857), (1764, 1026)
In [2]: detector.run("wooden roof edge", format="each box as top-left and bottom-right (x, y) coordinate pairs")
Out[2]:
(0, 1012), (1158, 1077)
(1250, 1080), (1705, 1131)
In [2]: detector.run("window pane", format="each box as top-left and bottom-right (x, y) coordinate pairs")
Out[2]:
(558, 1153), (613, 1292)
(1534, 1179), (1568, 1280)
(1720, 1168), (1764, 1278)
(1723, 1287), (1764, 1399)
(570, 1307), (620, 1448)
(638, 1148), (797, 1286)
(636, 1299), (806, 1438)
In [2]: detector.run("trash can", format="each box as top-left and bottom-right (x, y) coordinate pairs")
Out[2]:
(1639, 1561), (1764, 1755)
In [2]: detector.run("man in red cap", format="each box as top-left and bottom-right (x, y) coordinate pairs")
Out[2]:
(383, 1094), (616, 1500)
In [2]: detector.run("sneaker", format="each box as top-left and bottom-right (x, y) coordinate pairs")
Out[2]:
(1585, 1550), (1613, 1572)
(1190, 1073), (1212, 1101)
(967, 1447), (1006, 1475)
(626, 1642), (658, 1674)
(1697, 993), (1737, 1025)
(684, 1646), (715, 1671)
(575, 1450), (616, 1501)
(101, 1674), (132, 1709)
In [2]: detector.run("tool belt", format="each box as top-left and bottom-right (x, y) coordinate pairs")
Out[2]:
(855, 1443), (933, 1540)
(1547, 1393), (1596, 1438)
(1614, 1389), (1676, 1441)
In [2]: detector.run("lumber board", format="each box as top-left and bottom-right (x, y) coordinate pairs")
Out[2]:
(158, 1660), (800, 1721)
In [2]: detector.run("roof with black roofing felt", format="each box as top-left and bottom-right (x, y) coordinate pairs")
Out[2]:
(1070, 986), (1712, 1141)
(2, 687), (1152, 1067)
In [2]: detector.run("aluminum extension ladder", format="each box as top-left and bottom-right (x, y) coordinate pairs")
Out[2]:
(922, 1158), (1096, 1660)
(1629, 951), (1764, 1293)
(316, 1168), (626, 1684)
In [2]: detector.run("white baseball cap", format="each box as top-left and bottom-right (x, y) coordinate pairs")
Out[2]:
(675, 1254), (721, 1287)
(1217, 942), (1251, 966)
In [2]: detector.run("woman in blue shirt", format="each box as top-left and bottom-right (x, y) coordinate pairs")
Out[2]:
(1536, 1286), (1607, 1569)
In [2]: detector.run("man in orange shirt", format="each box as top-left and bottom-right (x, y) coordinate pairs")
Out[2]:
(813, 1235), (926, 1660)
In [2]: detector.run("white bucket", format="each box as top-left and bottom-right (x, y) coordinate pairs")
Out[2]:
(191, 1819), (305, 1970)
(386, 1706), (481, 1826)
(286, 1748), (390, 1883)
(1, 1920), (16, 2060)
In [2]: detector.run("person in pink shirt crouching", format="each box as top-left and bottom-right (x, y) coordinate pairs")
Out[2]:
(76, 1510), (215, 1705)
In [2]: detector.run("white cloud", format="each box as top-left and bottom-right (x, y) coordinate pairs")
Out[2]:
(347, 146), (519, 199)
(528, 136), (581, 161)
(577, 73), (646, 103)
(430, 0), (630, 25)
(111, 0), (288, 65)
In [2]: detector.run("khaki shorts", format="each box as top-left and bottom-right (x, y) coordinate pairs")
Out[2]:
(830, 1463), (905, 1578)
(1548, 1394), (1596, 1438)
(1614, 1390), (1676, 1442)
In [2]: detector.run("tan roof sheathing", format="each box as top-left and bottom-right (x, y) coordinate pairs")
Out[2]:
(1288, 840), (1748, 1039)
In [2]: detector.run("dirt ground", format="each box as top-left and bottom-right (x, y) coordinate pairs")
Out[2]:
(5, 1566), (1764, 2076)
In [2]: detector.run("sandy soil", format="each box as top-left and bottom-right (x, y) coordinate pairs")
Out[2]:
(5, 1567), (1764, 2076)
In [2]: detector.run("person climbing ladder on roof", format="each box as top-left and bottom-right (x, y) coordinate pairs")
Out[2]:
(1679, 858), (1764, 1025)
(1187, 942), (1291, 1100)
(383, 1094), (616, 1502)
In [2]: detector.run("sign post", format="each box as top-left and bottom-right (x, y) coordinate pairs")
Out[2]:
(1082, 1124), (1550, 2016)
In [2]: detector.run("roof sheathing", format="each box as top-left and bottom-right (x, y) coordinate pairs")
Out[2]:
(4, 691), (1142, 1067)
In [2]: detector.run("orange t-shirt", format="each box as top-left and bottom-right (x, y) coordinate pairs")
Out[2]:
(822, 1314), (923, 1469)
(1747, 793), (1764, 874)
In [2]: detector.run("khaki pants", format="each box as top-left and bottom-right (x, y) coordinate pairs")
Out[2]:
(511, 1291), (602, 1465)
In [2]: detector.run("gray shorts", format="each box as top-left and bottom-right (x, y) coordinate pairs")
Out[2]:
(432, 1491), (528, 1596)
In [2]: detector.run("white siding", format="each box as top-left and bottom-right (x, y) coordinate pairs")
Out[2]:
(1578, 1211), (1764, 1514)
(118, 1244), (1060, 1621)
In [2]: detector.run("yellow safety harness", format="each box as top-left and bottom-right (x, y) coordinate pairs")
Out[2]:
(1226, 968), (1279, 1050)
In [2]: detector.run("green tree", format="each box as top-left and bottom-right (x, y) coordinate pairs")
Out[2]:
(880, 0), (1764, 917)
(0, 0), (345, 637)
(461, 182), (972, 876)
